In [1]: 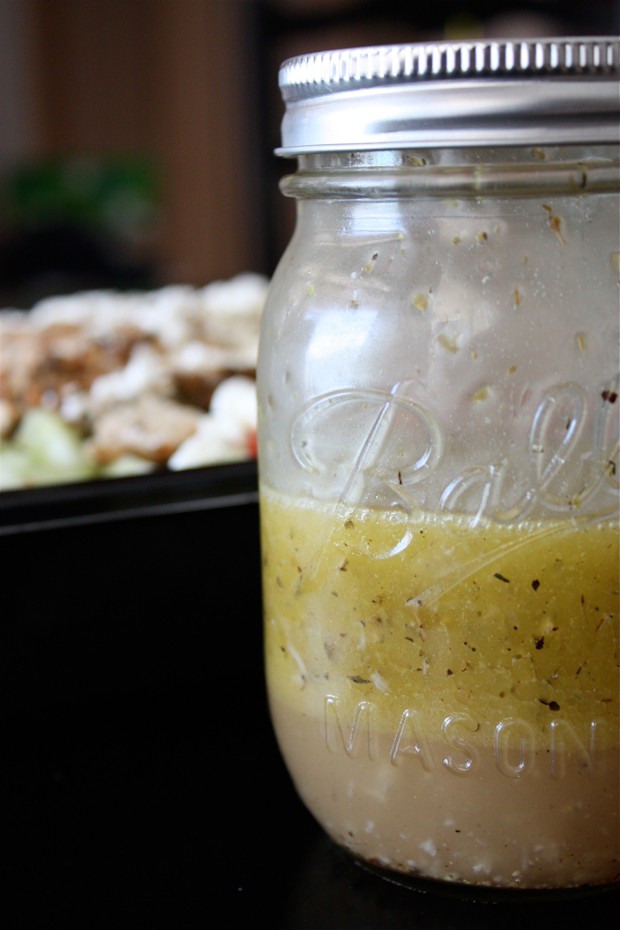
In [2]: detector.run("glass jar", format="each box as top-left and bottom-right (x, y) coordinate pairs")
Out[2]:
(257, 37), (620, 895)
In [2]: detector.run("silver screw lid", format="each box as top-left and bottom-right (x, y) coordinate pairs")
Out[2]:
(277, 37), (620, 155)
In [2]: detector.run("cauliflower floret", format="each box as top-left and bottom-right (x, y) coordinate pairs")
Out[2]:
(168, 375), (257, 469)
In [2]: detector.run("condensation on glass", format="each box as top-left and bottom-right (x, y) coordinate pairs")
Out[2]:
(257, 37), (620, 895)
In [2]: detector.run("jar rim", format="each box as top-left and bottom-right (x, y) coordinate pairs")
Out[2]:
(277, 37), (620, 155)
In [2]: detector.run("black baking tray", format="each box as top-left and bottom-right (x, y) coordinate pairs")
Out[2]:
(3, 463), (618, 926)
(0, 459), (259, 534)
(2, 460), (262, 708)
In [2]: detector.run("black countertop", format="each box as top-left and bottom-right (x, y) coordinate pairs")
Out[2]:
(3, 465), (618, 927)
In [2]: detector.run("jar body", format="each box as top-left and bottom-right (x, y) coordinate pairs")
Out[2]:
(257, 147), (620, 892)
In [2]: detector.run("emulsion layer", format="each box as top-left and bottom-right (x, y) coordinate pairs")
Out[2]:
(261, 487), (619, 890)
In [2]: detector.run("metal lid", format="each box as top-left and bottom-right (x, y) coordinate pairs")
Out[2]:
(277, 37), (620, 155)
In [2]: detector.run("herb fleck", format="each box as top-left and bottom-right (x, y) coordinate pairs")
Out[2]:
(540, 698), (561, 711)
(437, 333), (459, 354)
(542, 204), (565, 243)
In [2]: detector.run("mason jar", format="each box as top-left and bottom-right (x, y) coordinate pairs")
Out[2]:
(257, 37), (620, 895)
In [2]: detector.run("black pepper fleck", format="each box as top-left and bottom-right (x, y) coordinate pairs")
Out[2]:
(540, 698), (561, 711)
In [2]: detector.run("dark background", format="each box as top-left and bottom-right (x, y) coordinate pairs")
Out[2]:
(1, 0), (618, 308)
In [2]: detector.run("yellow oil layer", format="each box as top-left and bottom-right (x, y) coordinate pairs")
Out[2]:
(261, 486), (619, 746)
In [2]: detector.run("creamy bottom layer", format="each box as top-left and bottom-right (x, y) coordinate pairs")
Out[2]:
(269, 693), (620, 891)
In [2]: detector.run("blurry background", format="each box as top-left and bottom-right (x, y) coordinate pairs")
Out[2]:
(1, 0), (618, 309)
